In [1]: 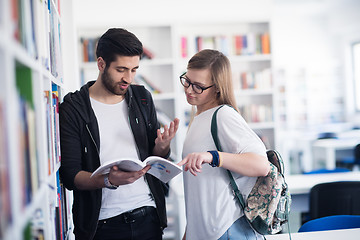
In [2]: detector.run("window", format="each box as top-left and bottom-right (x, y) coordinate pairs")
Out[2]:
(353, 42), (360, 112)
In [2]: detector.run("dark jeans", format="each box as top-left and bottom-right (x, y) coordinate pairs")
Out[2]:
(94, 206), (163, 240)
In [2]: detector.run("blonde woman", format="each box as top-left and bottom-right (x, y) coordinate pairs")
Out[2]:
(178, 49), (270, 240)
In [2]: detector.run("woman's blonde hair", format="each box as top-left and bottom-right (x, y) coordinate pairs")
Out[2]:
(187, 49), (238, 112)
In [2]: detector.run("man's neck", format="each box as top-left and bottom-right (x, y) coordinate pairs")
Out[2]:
(89, 80), (125, 104)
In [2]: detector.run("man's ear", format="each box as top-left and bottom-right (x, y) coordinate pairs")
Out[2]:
(97, 57), (106, 71)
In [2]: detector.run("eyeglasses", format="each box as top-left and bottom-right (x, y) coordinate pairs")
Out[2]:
(179, 72), (214, 94)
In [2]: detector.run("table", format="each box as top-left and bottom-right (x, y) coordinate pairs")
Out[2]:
(265, 228), (360, 240)
(286, 171), (360, 212)
(312, 137), (360, 170)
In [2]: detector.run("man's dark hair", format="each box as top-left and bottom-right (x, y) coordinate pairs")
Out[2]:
(96, 28), (143, 67)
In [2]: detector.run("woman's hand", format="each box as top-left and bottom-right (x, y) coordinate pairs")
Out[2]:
(177, 152), (213, 176)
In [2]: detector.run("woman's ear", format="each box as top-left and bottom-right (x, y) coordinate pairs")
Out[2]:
(216, 89), (220, 98)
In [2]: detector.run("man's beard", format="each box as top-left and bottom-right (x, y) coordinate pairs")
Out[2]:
(102, 68), (128, 96)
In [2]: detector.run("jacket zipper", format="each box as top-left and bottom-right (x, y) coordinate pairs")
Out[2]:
(86, 124), (100, 156)
(127, 105), (156, 203)
(85, 123), (101, 240)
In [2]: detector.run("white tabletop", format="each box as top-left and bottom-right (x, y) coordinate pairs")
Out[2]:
(264, 228), (360, 240)
(286, 171), (360, 195)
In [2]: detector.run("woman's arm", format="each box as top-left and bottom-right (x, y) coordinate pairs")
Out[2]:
(178, 151), (270, 177)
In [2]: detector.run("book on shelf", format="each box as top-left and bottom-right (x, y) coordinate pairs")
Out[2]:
(34, 0), (51, 70)
(195, 36), (216, 52)
(215, 35), (230, 56)
(261, 32), (271, 54)
(82, 38), (89, 62)
(24, 208), (46, 240)
(0, 102), (12, 238)
(81, 37), (99, 62)
(180, 36), (188, 58)
(134, 74), (161, 94)
(142, 46), (154, 59)
(239, 104), (273, 123)
(18, 99), (35, 206)
(90, 156), (182, 183)
(44, 90), (55, 175)
(55, 171), (67, 240)
(11, 0), (38, 58)
(52, 84), (61, 164)
(49, 2), (63, 81)
(233, 35), (243, 55)
(16, 65), (42, 205)
(81, 37), (155, 62)
(187, 33), (271, 56)
(246, 33), (256, 56)
(55, 171), (70, 240)
(156, 108), (173, 127)
(239, 68), (272, 90)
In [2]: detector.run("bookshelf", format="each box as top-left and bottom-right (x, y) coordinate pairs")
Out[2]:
(78, 26), (181, 162)
(0, 0), (74, 239)
(176, 22), (276, 149)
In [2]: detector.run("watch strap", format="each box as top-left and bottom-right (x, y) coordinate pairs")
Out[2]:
(104, 175), (118, 189)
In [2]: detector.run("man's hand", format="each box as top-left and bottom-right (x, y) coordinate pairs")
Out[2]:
(153, 118), (180, 157)
(108, 165), (151, 186)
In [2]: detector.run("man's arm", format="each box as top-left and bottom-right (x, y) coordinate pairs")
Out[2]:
(73, 165), (151, 190)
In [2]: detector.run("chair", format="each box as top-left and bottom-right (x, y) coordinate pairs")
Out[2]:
(310, 181), (360, 220)
(298, 215), (360, 232)
(337, 143), (360, 170)
(303, 168), (350, 174)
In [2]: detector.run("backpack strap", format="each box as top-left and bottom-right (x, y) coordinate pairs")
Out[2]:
(210, 105), (246, 210)
(131, 85), (170, 196)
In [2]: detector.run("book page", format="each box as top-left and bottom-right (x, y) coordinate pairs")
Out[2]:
(90, 156), (182, 183)
(144, 156), (182, 183)
(90, 158), (144, 177)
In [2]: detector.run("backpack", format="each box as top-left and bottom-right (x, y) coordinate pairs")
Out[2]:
(211, 105), (291, 235)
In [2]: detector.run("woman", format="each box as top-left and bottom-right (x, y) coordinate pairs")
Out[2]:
(178, 49), (270, 240)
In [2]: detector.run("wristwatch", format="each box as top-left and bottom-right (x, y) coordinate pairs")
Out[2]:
(104, 175), (118, 190)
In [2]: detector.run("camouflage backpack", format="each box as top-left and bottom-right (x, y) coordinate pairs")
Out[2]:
(211, 105), (291, 235)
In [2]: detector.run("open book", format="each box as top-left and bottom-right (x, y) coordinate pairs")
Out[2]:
(90, 156), (182, 183)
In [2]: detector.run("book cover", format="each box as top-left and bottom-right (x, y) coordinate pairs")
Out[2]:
(262, 32), (271, 54)
(81, 38), (89, 62)
(0, 102), (11, 237)
(180, 36), (188, 58)
(233, 35), (243, 55)
(91, 156), (182, 183)
(142, 46), (154, 59)
(196, 36), (203, 52)
(134, 74), (161, 94)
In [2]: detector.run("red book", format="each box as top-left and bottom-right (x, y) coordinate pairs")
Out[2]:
(233, 35), (243, 55)
(181, 36), (188, 58)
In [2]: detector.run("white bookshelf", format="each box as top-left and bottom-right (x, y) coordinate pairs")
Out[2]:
(0, 0), (74, 239)
(174, 21), (276, 149)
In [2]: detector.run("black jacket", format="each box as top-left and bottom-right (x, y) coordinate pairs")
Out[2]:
(59, 81), (167, 240)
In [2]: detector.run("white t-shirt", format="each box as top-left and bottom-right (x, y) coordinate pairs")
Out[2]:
(90, 97), (155, 220)
(182, 105), (267, 240)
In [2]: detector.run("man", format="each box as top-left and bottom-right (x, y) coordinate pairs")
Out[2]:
(59, 28), (179, 240)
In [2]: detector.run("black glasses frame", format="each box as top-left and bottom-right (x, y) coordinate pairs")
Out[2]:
(179, 72), (214, 94)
